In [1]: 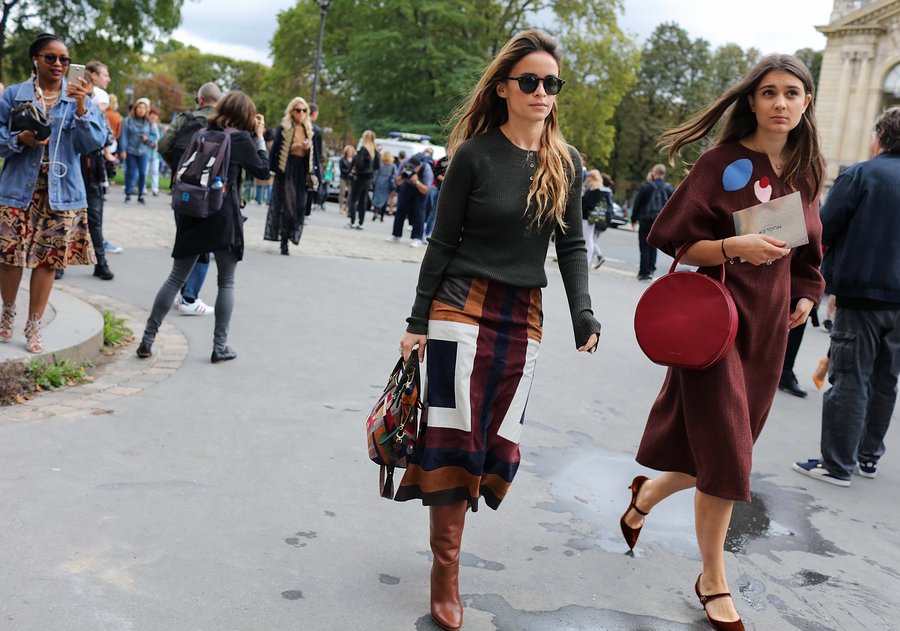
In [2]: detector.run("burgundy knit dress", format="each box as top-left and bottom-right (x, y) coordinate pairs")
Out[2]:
(636, 142), (825, 501)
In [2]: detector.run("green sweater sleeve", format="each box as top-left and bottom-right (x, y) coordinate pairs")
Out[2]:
(555, 147), (601, 347)
(406, 141), (475, 334)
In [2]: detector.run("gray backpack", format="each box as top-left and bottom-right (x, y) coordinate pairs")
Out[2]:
(171, 127), (234, 219)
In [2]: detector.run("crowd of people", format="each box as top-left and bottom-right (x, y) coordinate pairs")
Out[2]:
(0, 26), (898, 631)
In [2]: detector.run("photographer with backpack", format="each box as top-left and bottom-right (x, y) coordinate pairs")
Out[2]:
(158, 82), (222, 316)
(632, 163), (673, 280)
(137, 91), (269, 363)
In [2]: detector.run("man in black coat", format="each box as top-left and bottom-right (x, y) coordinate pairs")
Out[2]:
(794, 107), (900, 487)
(631, 163), (673, 280)
(305, 103), (324, 216)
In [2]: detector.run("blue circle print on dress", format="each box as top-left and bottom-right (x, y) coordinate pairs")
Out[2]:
(722, 158), (753, 192)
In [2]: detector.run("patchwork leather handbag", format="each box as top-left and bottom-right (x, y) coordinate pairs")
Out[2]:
(634, 242), (738, 370)
(366, 352), (422, 499)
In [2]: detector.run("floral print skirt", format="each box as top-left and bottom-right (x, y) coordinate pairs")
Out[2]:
(0, 170), (95, 269)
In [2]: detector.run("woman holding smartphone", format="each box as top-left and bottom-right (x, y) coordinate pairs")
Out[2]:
(120, 96), (158, 203)
(137, 92), (269, 363)
(620, 55), (825, 630)
(394, 29), (600, 630)
(0, 32), (105, 353)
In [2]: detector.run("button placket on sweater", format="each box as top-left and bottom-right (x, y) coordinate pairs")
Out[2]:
(524, 151), (537, 236)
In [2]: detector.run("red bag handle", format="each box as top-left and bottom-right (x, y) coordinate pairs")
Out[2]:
(670, 241), (726, 284)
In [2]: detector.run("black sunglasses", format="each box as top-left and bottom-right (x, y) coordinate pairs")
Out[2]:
(505, 74), (565, 95)
(293, 107), (308, 113)
(38, 53), (71, 66)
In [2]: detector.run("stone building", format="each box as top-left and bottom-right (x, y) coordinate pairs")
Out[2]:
(817, 0), (900, 182)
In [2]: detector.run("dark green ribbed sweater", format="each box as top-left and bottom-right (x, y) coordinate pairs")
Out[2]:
(406, 128), (600, 347)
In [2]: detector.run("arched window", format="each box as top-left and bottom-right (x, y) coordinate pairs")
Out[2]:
(884, 64), (900, 109)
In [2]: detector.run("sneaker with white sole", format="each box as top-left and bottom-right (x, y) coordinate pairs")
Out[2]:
(856, 460), (877, 479)
(104, 240), (124, 254)
(177, 298), (215, 316)
(792, 459), (851, 487)
(385, 235), (400, 242)
(409, 238), (424, 248)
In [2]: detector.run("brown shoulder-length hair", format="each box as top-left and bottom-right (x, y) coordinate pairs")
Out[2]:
(207, 91), (257, 133)
(659, 54), (824, 195)
(446, 29), (575, 231)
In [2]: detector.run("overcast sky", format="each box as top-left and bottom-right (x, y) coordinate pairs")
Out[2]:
(172, 0), (834, 65)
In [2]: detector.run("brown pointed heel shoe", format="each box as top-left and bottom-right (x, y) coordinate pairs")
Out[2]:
(694, 574), (745, 631)
(620, 475), (650, 550)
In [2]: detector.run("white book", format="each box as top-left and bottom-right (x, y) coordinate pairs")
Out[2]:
(732, 191), (809, 248)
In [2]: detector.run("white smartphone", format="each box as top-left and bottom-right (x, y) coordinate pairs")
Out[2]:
(66, 63), (85, 85)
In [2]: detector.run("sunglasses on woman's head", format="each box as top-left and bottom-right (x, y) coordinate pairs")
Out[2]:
(38, 53), (71, 66)
(293, 107), (307, 113)
(505, 74), (564, 95)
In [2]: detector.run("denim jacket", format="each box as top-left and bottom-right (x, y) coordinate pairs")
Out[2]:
(0, 80), (106, 211)
(120, 116), (158, 157)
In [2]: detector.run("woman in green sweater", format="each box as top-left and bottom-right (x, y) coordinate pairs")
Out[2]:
(395, 29), (600, 631)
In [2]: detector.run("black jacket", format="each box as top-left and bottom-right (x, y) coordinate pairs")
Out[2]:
(632, 178), (673, 222)
(821, 152), (900, 303)
(172, 128), (269, 261)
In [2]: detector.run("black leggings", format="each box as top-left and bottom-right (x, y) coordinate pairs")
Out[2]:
(348, 176), (371, 226)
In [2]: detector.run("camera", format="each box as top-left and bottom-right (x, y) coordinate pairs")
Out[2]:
(401, 166), (416, 179)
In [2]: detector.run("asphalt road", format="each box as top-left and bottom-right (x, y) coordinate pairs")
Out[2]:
(0, 194), (895, 630)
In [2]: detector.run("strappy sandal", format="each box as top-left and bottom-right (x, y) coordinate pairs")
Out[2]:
(694, 574), (745, 630)
(620, 475), (650, 550)
(0, 302), (15, 342)
(24, 316), (42, 354)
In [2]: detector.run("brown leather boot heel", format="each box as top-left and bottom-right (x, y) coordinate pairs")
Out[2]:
(429, 502), (467, 630)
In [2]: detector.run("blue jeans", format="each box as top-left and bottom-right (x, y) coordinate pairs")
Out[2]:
(424, 187), (439, 237)
(125, 153), (149, 197)
(821, 306), (900, 478)
(181, 257), (209, 301)
(255, 185), (271, 204)
(638, 218), (657, 277)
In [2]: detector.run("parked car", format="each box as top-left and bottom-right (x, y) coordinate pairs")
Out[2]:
(325, 155), (341, 201)
(376, 131), (446, 162)
(609, 202), (629, 228)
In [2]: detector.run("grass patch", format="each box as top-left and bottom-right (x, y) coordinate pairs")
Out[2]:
(27, 358), (91, 391)
(103, 310), (133, 347)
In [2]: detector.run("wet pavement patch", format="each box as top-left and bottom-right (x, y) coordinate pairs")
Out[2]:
(726, 476), (846, 558)
(281, 590), (303, 600)
(523, 430), (847, 561)
(463, 593), (708, 630)
(379, 573), (400, 585)
(417, 550), (505, 571)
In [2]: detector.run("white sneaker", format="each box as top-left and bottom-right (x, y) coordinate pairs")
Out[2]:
(104, 240), (124, 254)
(409, 238), (424, 248)
(177, 298), (215, 316)
(385, 235), (401, 242)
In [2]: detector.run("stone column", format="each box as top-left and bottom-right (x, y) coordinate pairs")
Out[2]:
(848, 51), (876, 161)
(828, 51), (856, 164)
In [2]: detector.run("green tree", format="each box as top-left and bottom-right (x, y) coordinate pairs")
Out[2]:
(609, 23), (758, 197)
(553, 1), (638, 168)
(794, 47), (823, 92)
(268, 0), (635, 154)
(0, 0), (184, 85)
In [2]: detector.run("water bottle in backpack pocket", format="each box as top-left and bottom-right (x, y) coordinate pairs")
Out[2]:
(172, 128), (234, 219)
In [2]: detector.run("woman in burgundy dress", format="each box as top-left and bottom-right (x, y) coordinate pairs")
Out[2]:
(620, 55), (825, 630)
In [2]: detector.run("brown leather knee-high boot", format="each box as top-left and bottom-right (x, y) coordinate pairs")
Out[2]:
(429, 502), (467, 630)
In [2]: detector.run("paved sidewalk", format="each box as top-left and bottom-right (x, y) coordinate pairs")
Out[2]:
(0, 186), (895, 630)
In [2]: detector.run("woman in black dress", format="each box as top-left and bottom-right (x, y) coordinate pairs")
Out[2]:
(264, 96), (313, 255)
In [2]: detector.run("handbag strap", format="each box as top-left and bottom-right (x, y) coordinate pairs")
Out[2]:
(669, 241), (726, 284)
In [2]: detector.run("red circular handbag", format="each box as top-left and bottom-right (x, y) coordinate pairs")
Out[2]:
(634, 243), (738, 370)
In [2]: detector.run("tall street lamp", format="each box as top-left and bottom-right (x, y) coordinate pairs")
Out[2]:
(311, 0), (334, 104)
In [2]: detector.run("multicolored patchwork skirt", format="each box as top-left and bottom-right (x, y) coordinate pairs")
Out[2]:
(0, 170), (95, 269)
(395, 276), (542, 511)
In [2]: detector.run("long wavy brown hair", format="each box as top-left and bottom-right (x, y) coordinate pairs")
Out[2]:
(658, 54), (824, 195)
(446, 29), (575, 230)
